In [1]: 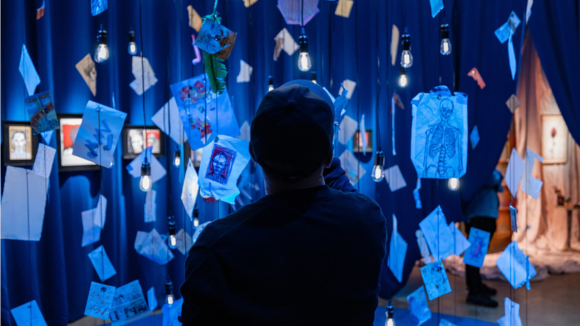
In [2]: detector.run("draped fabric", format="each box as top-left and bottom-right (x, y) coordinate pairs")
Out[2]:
(1, 0), (542, 324)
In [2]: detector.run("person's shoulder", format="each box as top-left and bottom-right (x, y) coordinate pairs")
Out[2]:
(334, 189), (382, 211)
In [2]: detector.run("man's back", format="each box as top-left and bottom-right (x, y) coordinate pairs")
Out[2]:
(181, 185), (387, 325)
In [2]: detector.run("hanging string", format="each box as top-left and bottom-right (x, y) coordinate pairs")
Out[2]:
(139, 0), (148, 165)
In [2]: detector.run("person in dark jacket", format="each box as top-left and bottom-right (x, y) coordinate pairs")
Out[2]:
(180, 80), (387, 325)
(463, 168), (504, 307)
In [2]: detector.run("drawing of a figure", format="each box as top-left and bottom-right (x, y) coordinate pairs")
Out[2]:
(206, 145), (236, 185)
(423, 98), (463, 178)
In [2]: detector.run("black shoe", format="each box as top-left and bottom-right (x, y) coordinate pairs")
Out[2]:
(480, 283), (497, 296)
(466, 294), (499, 308)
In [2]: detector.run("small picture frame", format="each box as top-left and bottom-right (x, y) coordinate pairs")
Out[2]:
(542, 114), (568, 164)
(57, 114), (99, 172)
(3, 121), (38, 166)
(352, 130), (373, 154)
(122, 126), (164, 159)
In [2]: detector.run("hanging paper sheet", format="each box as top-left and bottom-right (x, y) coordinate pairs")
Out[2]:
(236, 60), (253, 83)
(84, 282), (115, 320)
(11, 300), (48, 326)
(496, 241), (537, 289)
(274, 28), (299, 60)
(421, 260), (452, 300)
(126, 147), (167, 184)
(407, 287), (432, 325)
(134, 229), (174, 265)
(277, 0), (320, 26)
(75, 54), (97, 96)
(521, 147), (543, 199)
(411, 86), (468, 179)
(170, 74), (240, 150)
(497, 298), (522, 326)
(198, 135), (251, 203)
(19, 44), (41, 96)
(162, 298), (183, 326)
(195, 18), (237, 60)
(187, 5), (202, 31)
(419, 206), (454, 262)
(26, 91), (59, 134)
(338, 150), (366, 185)
(463, 227), (490, 268)
(416, 230), (432, 264)
(109, 280), (149, 322)
(88, 245), (117, 282)
(91, 0), (108, 16)
(181, 159), (200, 219)
(388, 214), (407, 283)
(151, 97), (187, 145)
(32, 143), (56, 178)
(72, 101), (127, 168)
(147, 287), (158, 312)
(470, 126), (480, 149)
(495, 11), (521, 44)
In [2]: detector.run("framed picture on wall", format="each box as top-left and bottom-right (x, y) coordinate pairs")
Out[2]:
(542, 115), (568, 164)
(122, 126), (164, 159)
(3, 121), (38, 166)
(352, 130), (373, 154)
(57, 114), (99, 172)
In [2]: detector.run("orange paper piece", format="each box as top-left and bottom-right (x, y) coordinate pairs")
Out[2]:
(468, 68), (486, 89)
(36, 1), (45, 19)
(187, 5), (202, 32)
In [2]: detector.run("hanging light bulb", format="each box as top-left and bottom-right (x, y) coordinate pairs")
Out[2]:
(168, 215), (177, 249)
(128, 30), (138, 55)
(448, 178), (460, 191)
(311, 71), (317, 84)
(298, 28), (312, 72)
(385, 302), (395, 326)
(94, 25), (110, 63)
(398, 68), (408, 88)
(193, 207), (200, 227)
(440, 24), (452, 55)
(400, 29), (413, 68)
(139, 162), (152, 192)
(173, 149), (181, 167)
(371, 151), (385, 182)
(268, 75), (274, 92)
(165, 278), (175, 305)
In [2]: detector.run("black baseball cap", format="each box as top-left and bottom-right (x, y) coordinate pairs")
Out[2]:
(251, 80), (335, 181)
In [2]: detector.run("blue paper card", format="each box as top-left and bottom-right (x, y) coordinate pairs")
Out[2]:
(497, 298), (522, 326)
(495, 11), (521, 44)
(407, 287), (431, 325)
(195, 19), (234, 55)
(162, 298), (183, 326)
(419, 206), (454, 262)
(85, 282), (116, 320)
(463, 227), (490, 268)
(91, 0), (108, 16)
(430, 0), (444, 17)
(420, 261), (452, 300)
(470, 126), (480, 149)
(25, 92), (59, 135)
(147, 287), (158, 312)
(11, 300), (47, 326)
(72, 101), (127, 168)
(388, 214), (408, 283)
(496, 241), (536, 289)
(170, 74), (240, 150)
(88, 245), (117, 282)
(109, 280), (149, 322)
(19, 45), (40, 96)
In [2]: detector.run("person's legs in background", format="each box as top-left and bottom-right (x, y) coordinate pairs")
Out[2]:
(465, 216), (498, 307)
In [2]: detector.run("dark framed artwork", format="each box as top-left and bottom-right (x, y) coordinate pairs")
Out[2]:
(3, 121), (38, 166)
(122, 126), (164, 159)
(57, 114), (99, 172)
(353, 130), (373, 154)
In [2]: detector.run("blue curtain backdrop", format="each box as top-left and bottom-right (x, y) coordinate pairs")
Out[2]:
(6, 0), (577, 324)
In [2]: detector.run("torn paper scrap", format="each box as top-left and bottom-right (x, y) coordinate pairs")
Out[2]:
(72, 101), (126, 167)
(238, 121), (251, 142)
(446, 222), (471, 257)
(130, 73), (159, 95)
(88, 245), (117, 282)
(419, 206), (453, 262)
(385, 165), (407, 192)
(470, 126), (480, 149)
(390, 25), (399, 66)
(144, 189), (157, 223)
(416, 230), (432, 264)
(430, 0), (444, 17)
(126, 147), (167, 184)
(147, 287), (158, 312)
(277, 0), (320, 26)
(236, 60), (253, 83)
(132, 56), (154, 79)
(19, 44), (41, 96)
(195, 19), (237, 60)
(25, 91), (59, 134)
(407, 287), (432, 325)
(1, 167), (47, 241)
(151, 97), (187, 145)
(510, 204), (518, 232)
(33, 143), (56, 178)
(76, 54), (97, 96)
(421, 260), (452, 300)
(338, 115), (358, 145)
(11, 300), (48, 326)
(388, 214), (407, 283)
(506, 94), (520, 113)
(496, 241), (537, 289)
(175, 229), (194, 255)
(335, 0), (354, 18)
(522, 147), (543, 199)
(505, 148), (524, 196)
(37, 1), (45, 19)
(85, 282), (115, 320)
(198, 135), (251, 202)
(41, 130), (54, 144)
(91, 0), (108, 16)
(181, 159), (199, 219)
(93, 194), (108, 229)
(338, 150), (366, 185)
(187, 5), (202, 32)
(339, 79), (356, 99)
(82, 208), (101, 247)
(274, 28), (299, 59)
(497, 298), (522, 326)
(467, 68), (486, 89)
(495, 11), (521, 44)
(134, 229), (174, 265)
(109, 280), (149, 322)
(463, 227), (490, 268)
(243, 0), (259, 7)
